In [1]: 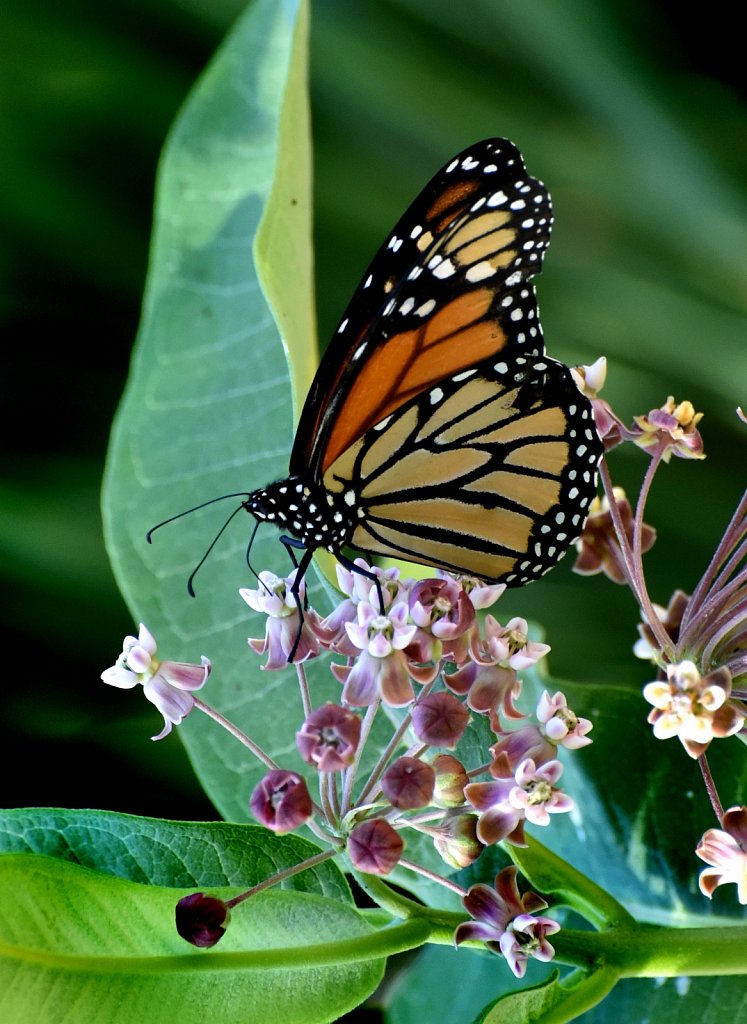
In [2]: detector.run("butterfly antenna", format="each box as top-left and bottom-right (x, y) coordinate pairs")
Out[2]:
(184, 501), (251, 597)
(146, 493), (253, 544)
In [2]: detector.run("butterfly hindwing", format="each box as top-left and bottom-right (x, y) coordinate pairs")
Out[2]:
(322, 354), (600, 584)
(290, 138), (554, 477)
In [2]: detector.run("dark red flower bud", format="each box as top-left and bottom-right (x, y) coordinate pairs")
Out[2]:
(411, 691), (470, 748)
(347, 819), (404, 875)
(250, 769), (313, 833)
(175, 892), (230, 948)
(381, 756), (435, 809)
(296, 703), (361, 771)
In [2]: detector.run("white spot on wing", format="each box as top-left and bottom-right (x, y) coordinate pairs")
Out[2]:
(433, 259), (456, 279)
(466, 261), (497, 282)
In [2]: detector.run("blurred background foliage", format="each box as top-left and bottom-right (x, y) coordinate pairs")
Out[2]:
(2, 0), (746, 830)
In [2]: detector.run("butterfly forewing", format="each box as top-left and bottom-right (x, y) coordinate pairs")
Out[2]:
(290, 138), (553, 478)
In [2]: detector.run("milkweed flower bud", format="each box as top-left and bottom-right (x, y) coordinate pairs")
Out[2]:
(347, 819), (404, 875)
(381, 756), (435, 809)
(250, 769), (313, 834)
(175, 892), (230, 948)
(431, 812), (483, 869)
(411, 691), (470, 748)
(431, 754), (470, 807)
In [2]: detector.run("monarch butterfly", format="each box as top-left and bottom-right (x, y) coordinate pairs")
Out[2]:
(242, 138), (603, 613)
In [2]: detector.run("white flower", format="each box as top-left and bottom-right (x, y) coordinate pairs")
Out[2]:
(102, 624), (210, 740)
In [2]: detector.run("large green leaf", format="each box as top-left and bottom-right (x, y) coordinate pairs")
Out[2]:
(0, 853), (383, 1024)
(0, 808), (350, 899)
(100, 0), (361, 823)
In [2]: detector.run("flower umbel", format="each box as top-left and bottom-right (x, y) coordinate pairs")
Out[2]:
(101, 623), (210, 740)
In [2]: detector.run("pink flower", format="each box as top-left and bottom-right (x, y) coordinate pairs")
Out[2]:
(479, 616), (551, 671)
(464, 776), (526, 846)
(466, 757), (573, 846)
(455, 866), (559, 977)
(499, 912), (561, 979)
(101, 623), (210, 741)
(315, 559), (411, 655)
(509, 758), (574, 826)
(241, 570), (321, 668)
(333, 602), (435, 707)
(573, 489), (656, 585)
(633, 590), (689, 663)
(571, 357), (627, 450)
(408, 577), (476, 659)
(490, 690), (591, 774)
(696, 806), (747, 905)
(445, 661), (523, 730)
(536, 691), (593, 750)
(336, 558), (410, 609)
(631, 396), (705, 462)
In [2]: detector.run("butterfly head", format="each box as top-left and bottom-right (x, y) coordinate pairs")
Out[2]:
(245, 475), (355, 554)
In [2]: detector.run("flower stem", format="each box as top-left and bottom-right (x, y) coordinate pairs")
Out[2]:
(296, 660), (312, 719)
(225, 848), (339, 909)
(698, 752), (725, 822)
(341, 699), (380, 817)
(193, 698), (279, 770)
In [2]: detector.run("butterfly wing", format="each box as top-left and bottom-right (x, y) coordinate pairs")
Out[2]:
(321, 354), (601, 585)
(289, 138), (553, 478)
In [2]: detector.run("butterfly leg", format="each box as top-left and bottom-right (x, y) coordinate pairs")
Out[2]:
(279, 537), (315, 661)
(334, 551), (386, 615)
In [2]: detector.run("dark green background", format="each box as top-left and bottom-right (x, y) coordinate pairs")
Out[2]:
(2, 0), (745, 831)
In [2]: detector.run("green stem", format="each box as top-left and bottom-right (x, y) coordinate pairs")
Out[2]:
(509, 835), (634, 929)
(553, 923), (747, 977)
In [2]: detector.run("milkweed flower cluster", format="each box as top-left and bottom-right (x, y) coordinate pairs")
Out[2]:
(572, 362), (747, 905)
(102, 563), (595, 971)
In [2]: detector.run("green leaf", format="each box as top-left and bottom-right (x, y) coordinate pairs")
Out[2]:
(0, 853), (384, 1024)
(0, 808), (350, 899)
(99, 0), (346, 823)
(476, 969), (619, 1024)
(384, 944), (563, 1024)
(573, 975), (747, 1024)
